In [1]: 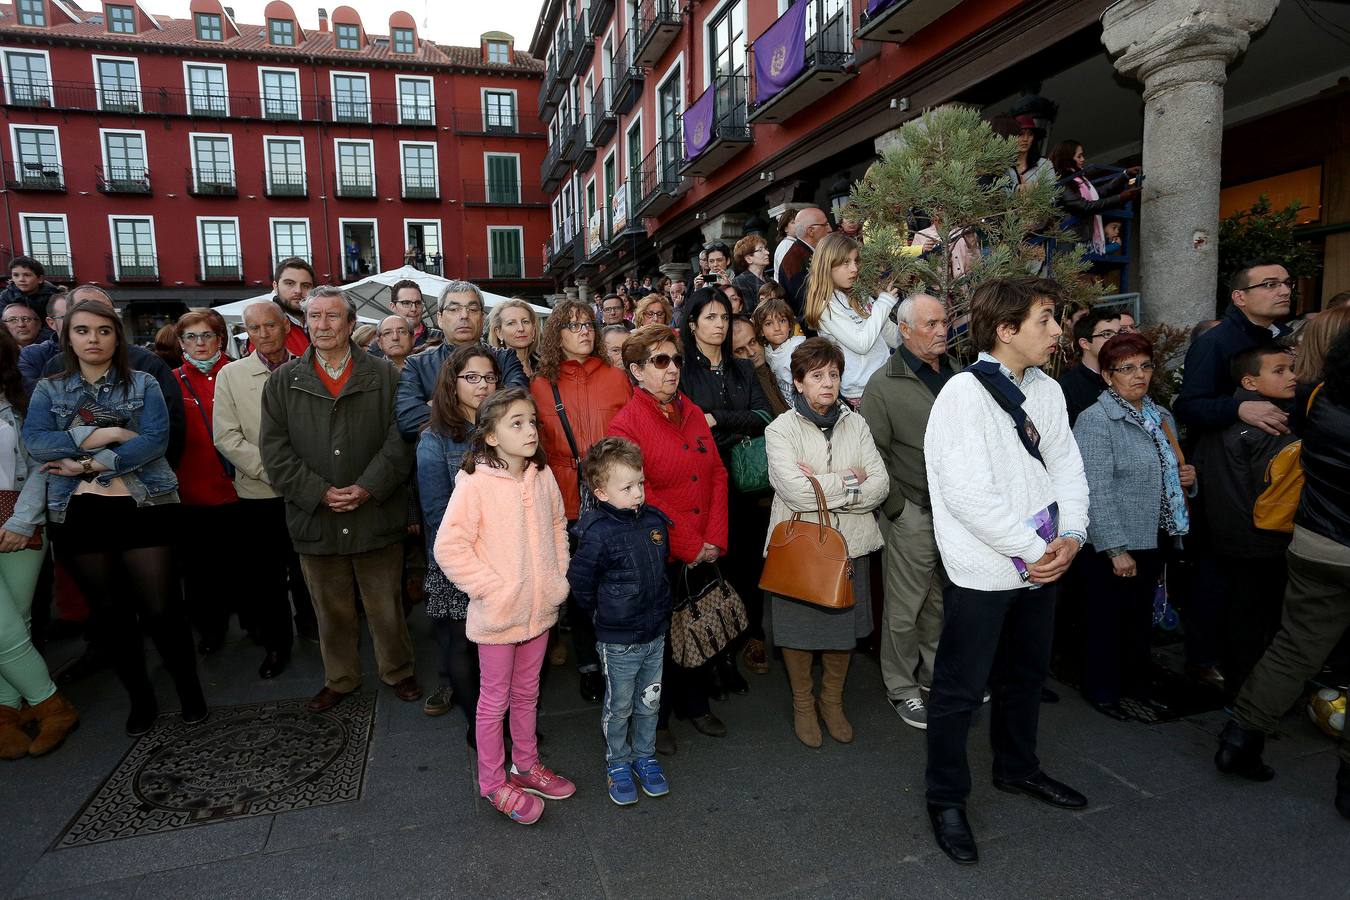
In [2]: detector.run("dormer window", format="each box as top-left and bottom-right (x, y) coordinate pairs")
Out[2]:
(487, 40), (510, 64)
(392, 27), (415, 54)
(195, 11), (223, 41)
(335, 23), (360, 50)
(17, 0), (46, 26)
(269, 18), (295, 45)
(107, 4), (135, 32)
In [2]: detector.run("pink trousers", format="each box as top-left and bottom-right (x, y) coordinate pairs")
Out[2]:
(475, 631), (549, 795)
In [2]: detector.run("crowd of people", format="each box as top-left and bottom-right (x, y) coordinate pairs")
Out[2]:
(1, 231), (1348, 859)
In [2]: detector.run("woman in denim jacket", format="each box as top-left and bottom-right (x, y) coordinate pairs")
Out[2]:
(0, 328), (80, 759)
(415, 345), (499, 743)
(23, 301), (206, 736)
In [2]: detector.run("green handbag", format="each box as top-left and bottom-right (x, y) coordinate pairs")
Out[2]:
(730, 409), (774, 494)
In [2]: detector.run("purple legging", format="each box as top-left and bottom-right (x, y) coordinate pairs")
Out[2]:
(476, 631), (549, 795)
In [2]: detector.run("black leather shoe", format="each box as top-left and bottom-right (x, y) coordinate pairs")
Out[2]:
(689, 712), (727, 737)
(1215, 720), (1275, 782)
(258, 651), (289, 680)
(655, 728), (677, 755)
(993, 772), (1088, 809)
(1040, 687), (1060, 703)
(126, 700), (159, 737)
(707, 665), (729, 702)
(927, 804), (978, 865)
(579, 670), (604, 704)
(1090, 700), (1132, 722)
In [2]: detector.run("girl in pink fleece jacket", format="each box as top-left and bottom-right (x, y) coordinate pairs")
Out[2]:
(436, 389), (574, 826)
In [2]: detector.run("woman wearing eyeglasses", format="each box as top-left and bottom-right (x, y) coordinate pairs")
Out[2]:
(609, 324), (729, 754)
(1073, 333), (1196, 721)
(529, 299), (633, 703)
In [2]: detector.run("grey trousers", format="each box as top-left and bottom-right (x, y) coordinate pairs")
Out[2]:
(880, 501), (945, 701)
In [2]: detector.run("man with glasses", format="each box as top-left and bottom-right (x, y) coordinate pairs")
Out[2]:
(2, 301), (42, 348)
(374, 316), (415, 371)
(599, 294), (631, 331)
(385, 279), (441, 351)
(19, 293), (67, 396)
(395, 280), (528, 439)
(778, 206), (832, 322)
(1058, 307), (1130, 428)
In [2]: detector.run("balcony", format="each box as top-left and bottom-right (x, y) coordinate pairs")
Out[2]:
(633, 140), (685, 217)
(463, 256), (539, 282)
(265, 169), (307, 198)
(97, 164), (151, 194)
(187, 91), (229, 117)
(107, 253), (159, 283)
(6, 162), (64, 192)
(633, 0), (681, 68)
(538, 58), (561, 118)
(262, 95), (302, 120)
(401, 173), (439, 200)
(680, 74), (751, 177)
(569, 114), (596, 170)
(335, 172), (376, 198)
(573, 12), (595, 73)
(589, 0), (613, 39)
(32, 252), (73, 282)
(97, 86), (142, 113)
(188, 167), (237, 197)
(461, 179), (549, 206)
(612, 28), (645, 116)
(196, 253), (244, 282)
(748, 0), (856, 125)
(7, 80), (52, 107)
(591, 79), (618, 146)
(398, 102), (437, 126)
(558, 117), (582, 168)
(541, 143), (563, 193)
(855, 0), (962, 43)
(557, 12), (583, 79)
(333, 98), (371, 123)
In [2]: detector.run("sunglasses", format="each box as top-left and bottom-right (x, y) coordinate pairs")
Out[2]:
(644, 352), (683, 370)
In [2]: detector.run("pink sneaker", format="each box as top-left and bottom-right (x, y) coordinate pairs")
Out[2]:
(508, 762), (577, 800)
(486, 784), (543, 825)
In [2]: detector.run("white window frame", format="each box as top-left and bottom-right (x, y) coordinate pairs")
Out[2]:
(399, 140), (439, 197)
(263, 135), (306, 192)
(8, 123), (62, 181)
(107, 214), (158, 279)
(329, 70), (370, 123)
(602, 27), (615, 97)
(483, 151), (522, 204)
(268, 217), (311, 265)
(655, 53), (685, 145)
(403, 218), (443, 259)
(99, 127), (148, 182)
(338, 217), (380, 276)
(487, 225), (525, 279)
(480, 87), (518, 131)
(2, 48), (52, 106)
(182, 60), (230, 116)
(92, 54), (142, 113)
(257, 66), (302, 119)
(333, 137), (375, 195)
(189, 132), (235, 192)
(18, 212), (71, 273)
(196, 216), (242, 280)
(396, 74), (435, 126)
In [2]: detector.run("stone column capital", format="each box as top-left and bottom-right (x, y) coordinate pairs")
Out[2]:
(658, 262), (691, 281)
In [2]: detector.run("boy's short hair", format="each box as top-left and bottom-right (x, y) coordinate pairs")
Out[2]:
(968, 277), (1063, 353)
(274, 256), (316, 284)
(1072, 306), (1123, 347)
(1230, 345), (1291, 383)
(8, 255), (42, 277)
(584, 437), (644, 491)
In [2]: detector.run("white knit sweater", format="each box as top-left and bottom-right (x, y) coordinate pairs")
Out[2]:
(923, 362), (1089, 592)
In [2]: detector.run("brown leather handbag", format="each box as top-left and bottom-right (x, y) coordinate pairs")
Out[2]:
(759, 475), (854, 609)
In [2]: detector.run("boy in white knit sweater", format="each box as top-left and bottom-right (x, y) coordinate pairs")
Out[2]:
(921, 277), (1090, 866)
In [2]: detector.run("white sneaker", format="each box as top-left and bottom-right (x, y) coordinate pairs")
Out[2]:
(890, 696), (928, 730)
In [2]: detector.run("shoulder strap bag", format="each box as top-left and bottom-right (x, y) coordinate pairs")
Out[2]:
(729, 408), (774, 493)
(177, 367), (236, 480)
(759, 475), (855, 609)
(549, 381), (598, 517)
(670, 562), (748, 668)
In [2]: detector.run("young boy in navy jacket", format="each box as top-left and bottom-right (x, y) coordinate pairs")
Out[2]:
(568, 437), (673, 807)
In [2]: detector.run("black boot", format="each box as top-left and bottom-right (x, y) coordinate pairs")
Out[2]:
(1214, 720), (1275, 782)
(1336, 760), (1350, 821)
(717, 653), (749, 696)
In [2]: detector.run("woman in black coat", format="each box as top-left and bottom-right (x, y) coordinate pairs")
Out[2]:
(678, 288), (773, 691)
(1049, 140), (1139, 254)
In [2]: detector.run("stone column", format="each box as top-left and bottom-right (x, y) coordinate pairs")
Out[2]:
(700, 213), (748, 247)
(1101, 0), (1277, 327)
(575, 279), (594, 303)
(659, 262), (691, 283)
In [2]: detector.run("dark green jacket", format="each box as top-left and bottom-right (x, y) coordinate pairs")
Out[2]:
(859, 348), (954, 520)
(261, 342), (413, 556)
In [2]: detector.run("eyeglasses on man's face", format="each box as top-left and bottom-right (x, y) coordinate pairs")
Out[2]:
(441, 302), (483, 316)
(457, 373), (499, 385)
(3, 315), (37, 326)
(391, 298), (421, 309)
(379, 327), (412, 339)
(1239, 278), (1296, 292)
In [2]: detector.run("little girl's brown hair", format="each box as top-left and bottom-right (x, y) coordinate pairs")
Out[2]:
(751, 298), (795, 345)
(462, 388), (548, 473)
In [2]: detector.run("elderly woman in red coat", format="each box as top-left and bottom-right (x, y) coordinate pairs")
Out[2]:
(608, 324), (729, 755)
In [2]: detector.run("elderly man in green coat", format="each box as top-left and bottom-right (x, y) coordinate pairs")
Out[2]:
(261, 285), (421, 713)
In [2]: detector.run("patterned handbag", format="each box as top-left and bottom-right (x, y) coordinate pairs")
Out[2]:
(669, 562), (748, 668)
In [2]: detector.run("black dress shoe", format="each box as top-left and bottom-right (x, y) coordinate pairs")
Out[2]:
(688, 712), (727, 737)
(1214, 720), (1275, 781)
(579, 670), (604, 704)
(1040, 687), (1060, 703)
(258, 651), (289, 680)
(126, 701), (159, 737)
(927, 804), (978, 865)
(993, 772), (1087, 809)
(718, 657), (749, 695)
(1090, 700), (1132, 722)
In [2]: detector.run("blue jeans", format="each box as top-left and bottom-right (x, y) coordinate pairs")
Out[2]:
(598, 636), (664, 766)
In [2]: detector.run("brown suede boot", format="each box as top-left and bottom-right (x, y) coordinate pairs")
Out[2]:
(817, 650), (854, 743)
(28, 693), (79, 757)
(0, 705), (31, 760)
(781, 648), (822, 748)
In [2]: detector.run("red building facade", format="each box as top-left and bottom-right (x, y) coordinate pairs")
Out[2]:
(531, 0), (1110, 293)
(0, 0), (552, 325)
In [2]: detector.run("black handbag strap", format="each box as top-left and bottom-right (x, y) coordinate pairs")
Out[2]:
(549, 382), (582, 465)
(965, 361), (1045, 469)
(177, 366), (235, 479)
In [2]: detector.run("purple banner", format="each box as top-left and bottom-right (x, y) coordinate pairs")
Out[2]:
(683, 86), (716, 159)
(866, 0), (896, 15)
(753, 0), (809, 106)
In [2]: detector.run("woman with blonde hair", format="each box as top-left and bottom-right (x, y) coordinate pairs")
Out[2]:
(802, 232), (900, 407)
(1295, 305), (1350, 385)
(633, 293), (674, 328)
(488, 298), (541, 380)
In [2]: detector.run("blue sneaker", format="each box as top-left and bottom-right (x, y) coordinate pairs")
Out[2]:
(607, 763), (639, 806)
(632, 756), (670, 798)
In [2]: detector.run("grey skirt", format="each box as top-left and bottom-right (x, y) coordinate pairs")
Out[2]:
(769, 556), (873, 651)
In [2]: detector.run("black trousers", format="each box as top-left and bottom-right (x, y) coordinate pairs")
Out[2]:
(657, 563), (711, 727)
(181, 502), (241, 644)
(1081, 543), (1166, 704)
(566, 529), (600, 672)
(1218, 554), (1288, 704)
(236, 498), (296, 655)
(926, 581), (1057, 808)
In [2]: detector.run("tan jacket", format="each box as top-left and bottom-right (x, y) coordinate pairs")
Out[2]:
(764, 405), (890, 558)
(213, 351), (278, 499)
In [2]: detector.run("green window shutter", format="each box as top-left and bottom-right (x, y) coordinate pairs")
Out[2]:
(490, 230), (522, 278)
(486, 156), (519, 203)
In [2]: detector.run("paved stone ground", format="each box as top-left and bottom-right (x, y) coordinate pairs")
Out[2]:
(2, 620), (1346, 900)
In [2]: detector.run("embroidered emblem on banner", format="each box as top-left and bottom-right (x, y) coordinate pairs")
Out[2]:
(693, 122), (707, 146)
(770, 45), (787, 76)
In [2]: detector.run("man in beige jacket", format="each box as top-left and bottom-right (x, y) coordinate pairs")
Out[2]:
(213, 300), (311, 678)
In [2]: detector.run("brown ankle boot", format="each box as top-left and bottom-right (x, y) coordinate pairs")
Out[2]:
(817, 650), (854, 743)
(0, 705), (31, 760)
(28, 693), (79, 757)
(781, 648), (822, 748)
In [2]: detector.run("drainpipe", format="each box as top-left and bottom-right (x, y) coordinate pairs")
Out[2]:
(310, 56), (335, 280)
